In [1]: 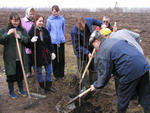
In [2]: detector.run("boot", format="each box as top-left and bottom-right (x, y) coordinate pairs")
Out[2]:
(39, 82), (46, 95)
(17, 81), (27, 97)
(46, 81), (56, 92)
(117, 108), (127, 113)
(144, 109), (150, 113)
(8, 82), (18, 99)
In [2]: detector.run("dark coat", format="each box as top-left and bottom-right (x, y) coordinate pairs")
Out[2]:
(93, 38), (150, 89)
(0, 26), (29, 75)
(28, 25), (54, 67)
(70, 17), (102, 58)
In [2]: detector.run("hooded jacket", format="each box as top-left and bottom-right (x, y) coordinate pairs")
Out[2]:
(46, 14), (65, 44)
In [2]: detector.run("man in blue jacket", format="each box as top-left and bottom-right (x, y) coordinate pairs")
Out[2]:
(89, 30), (150, 113)
(70, 17), (102, 92)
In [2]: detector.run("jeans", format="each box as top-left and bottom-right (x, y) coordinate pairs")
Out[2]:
(37, 63), (52, 83)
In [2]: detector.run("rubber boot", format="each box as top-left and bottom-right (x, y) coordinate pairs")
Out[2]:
(117, 108), (127, 113)
(8, 82), (18, 99)
(17, 81), (27, 97)
(39, 82), (46, 95)
(144, 109), (150, 113)
(46, 81), (56, 92)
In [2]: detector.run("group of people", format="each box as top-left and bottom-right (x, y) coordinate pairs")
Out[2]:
(0, 5), (150, 113)
(0, 5), (65, 98)
(70, 14), (150, 113)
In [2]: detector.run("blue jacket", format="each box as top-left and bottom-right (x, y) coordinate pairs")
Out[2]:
(46, 14), (65, 44)
(70, 17), (102, 57)
(93, 38), (150, 89)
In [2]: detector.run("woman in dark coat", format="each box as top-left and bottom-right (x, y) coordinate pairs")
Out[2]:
(28, 14), (56, 94)
(0, 12), (29, 99)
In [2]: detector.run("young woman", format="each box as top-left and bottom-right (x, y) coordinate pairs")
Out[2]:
(28, 14), (56, 94)
(0, 12), (29, 99)
(46, 5), (66, 80)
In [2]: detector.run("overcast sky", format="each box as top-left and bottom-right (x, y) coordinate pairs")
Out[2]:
(0, 0), (150, 9)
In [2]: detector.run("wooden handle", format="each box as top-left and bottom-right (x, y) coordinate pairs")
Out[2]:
(78, 87), (91, 98)
(16, 38), (31, 99)
(33, 23), (39, 92)
(79, 48), (96, 84)
(66, 87), (91, 105)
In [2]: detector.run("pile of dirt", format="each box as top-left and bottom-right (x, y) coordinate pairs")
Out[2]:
(71, 100), (102, 113)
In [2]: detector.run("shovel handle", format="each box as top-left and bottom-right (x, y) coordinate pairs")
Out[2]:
(79, 48), (96, 84)
(78, 87), (91, 98)
(67, 87), (91, 106)
(15, 38), (31, 99)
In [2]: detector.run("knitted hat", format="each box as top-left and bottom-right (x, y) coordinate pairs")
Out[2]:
(100, 28), (112, 36)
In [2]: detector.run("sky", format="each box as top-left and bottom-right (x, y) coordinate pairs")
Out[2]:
(0, 0), (150, 9)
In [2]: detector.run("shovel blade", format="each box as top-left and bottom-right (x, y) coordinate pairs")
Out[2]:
(56, 96), (76, 113)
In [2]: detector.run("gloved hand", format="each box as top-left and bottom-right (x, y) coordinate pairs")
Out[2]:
(101, 24), (107, 29)
(51, 53), (56, 60)
(90, 85), (96, 91)
(31, 36), (38, 42)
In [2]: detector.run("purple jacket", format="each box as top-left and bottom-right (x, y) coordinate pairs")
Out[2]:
(21, 17), (34, 33)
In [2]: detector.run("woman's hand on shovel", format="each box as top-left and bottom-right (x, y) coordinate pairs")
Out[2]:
(14, 33), (21, 39)
(90, 85), (96, 91)
(14, 29), (21, 39)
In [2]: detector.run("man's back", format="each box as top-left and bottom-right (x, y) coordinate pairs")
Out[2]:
(110, 29), (144, 55)
(97, 38), (149, 85)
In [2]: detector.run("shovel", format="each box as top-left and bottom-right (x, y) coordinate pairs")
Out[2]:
(56, 88), (91, 113)
(79, 48), (96, 84)
(15, 37), (40, 109)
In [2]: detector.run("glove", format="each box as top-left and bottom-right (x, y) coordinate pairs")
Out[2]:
(51, 53), (56, 60)
(31, 36), (38, 42)
(101, 24), (107, 29)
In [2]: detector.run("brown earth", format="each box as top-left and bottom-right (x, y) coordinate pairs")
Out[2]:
(0, 10), (150, 113)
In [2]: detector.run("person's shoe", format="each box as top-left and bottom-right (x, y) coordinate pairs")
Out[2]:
(61, 77), (65, 80)
(144, 109), (150, 113)
(9, 92), (18, 99)
(49, 87), (57, 92)
(40, 88), (46, 95)
(8, 82), (18, 99)
(46, 81), (57, 92)
(54, 77), (59, 81)
(39, 82), (46, 95)
(18, 89), (27, 97)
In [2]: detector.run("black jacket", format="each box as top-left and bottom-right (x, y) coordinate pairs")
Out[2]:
(28, 25), (54, 67)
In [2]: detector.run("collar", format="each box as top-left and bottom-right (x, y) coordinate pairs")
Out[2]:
(24, 17), (33, 22)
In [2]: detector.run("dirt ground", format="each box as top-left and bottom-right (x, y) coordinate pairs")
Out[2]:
(0, 10), (150, 113)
